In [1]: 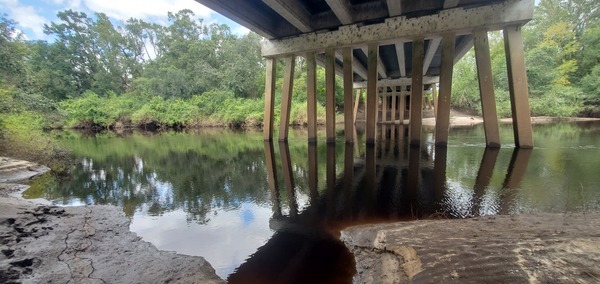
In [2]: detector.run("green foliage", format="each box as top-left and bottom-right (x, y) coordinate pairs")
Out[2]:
(132, 96), (199, 127)
(579, 65), (600, 105)
(529, 85), (583, 117)
(191, 90), (264, 126)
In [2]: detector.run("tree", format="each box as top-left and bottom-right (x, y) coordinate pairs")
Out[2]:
(0, 14), (28, 87)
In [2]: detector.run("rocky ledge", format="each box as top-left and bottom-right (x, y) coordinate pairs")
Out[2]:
(341, 213), (600, 283)
(0, 157), (225, 284)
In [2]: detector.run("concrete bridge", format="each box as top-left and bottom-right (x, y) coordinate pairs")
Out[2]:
(195, 0), (535, 148)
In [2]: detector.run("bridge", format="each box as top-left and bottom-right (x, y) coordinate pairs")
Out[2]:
(194, 0), (535, 148)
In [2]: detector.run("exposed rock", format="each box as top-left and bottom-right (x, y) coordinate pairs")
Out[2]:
(0, 157), (225, 283)
(342, 214), (600, 283)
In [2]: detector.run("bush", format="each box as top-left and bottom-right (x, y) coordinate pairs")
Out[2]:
(529, 85), (582, 117)
(132, 96), (199, 127)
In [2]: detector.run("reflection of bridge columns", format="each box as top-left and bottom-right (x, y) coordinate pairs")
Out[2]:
(500, 149), (532, 214)
(279, 142), (298, 216)
(472, 148), (500, 215)
(264, 142), (281, 217)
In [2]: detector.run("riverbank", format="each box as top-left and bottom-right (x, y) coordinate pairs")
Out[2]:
(342, 213), (600, 283)
(0, 157), (224, 283)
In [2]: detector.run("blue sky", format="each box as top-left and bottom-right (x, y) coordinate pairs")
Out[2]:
(0, 0), (249, 40)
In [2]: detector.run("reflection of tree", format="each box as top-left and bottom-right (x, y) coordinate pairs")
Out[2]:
(43, 130), (275, 222)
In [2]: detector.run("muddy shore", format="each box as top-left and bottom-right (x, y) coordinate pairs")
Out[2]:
(0, 157), (224, 284)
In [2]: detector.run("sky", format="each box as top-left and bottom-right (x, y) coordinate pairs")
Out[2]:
(0, 0), (250, 40)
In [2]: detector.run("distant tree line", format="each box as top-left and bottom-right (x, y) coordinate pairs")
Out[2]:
(452, 0), (600, 117)
(1, 1), (600, 168)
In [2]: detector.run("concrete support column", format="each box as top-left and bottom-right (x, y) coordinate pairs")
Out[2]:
(399, 87), (406, 123)
(474, 30), (501, 148)
(391, 87), (397, 124)
(263, 58), (277, 141)
(435, 34), (455, 146)
(307, 52), (317, 143)
(343, 47), (354, 143)
(504, 25), (534, 148)
(432, 83), (438, 119)
(382, 92), (388, 123)
(409, 38), (425, 146)
(375, 91), (380, 124)
(353, 89), (360, 124)
(366, 43), (379, 144)
(279, 56), (295, 142)
(325, 49), (336, 143)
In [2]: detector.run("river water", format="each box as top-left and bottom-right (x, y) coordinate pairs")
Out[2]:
(25, 121), (600, 282)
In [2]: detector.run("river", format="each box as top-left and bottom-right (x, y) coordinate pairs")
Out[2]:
(25, 121), (600, 282)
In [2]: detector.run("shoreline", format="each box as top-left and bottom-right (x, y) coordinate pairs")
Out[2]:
(0, 157), (225, 283)
(342, 212), (600, 283)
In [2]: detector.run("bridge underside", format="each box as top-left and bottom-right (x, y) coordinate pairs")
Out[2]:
(195, 0), (535, 148)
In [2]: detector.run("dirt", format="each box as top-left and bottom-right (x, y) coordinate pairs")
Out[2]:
(0, 157), (225, 284)
(342, 213), (600, 283)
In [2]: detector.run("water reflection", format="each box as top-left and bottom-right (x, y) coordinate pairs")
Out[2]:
(27, 123), (600, 280)
(230, 127), (536, 283)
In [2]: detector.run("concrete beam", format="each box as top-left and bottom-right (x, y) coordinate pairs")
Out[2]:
(353, 76), (439, 88)
(335, 50), (367, 80)
(262, 0), (312, 33)
(443, 0), (460, 9)
(423, 37), (441, 75)
(454, 35), (474, 64)
(395, 42), (407, 77)
(325, 0), (353, 24)
(361, 48), (387, 79)
(197, 0), (297, 40)
(262, 0), (534, 57)
(387, 0), (403, 17)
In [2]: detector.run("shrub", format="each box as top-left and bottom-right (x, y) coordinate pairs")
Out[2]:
(131, 96), (199, 127)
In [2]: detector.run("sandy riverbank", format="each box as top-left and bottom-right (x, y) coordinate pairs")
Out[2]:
(0, 157), (224, 284)
(342, 213), (600, 283)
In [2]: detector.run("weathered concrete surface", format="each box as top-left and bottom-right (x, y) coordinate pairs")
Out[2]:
(341, 214), (600, 283)
(0, 157), (225, 284)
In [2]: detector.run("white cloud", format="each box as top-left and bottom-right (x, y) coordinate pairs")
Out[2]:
(81, 0), (213, 21)
(232, 25), (250, 37)
(0, 0), (49, 38)
(50, 0), (82, 10)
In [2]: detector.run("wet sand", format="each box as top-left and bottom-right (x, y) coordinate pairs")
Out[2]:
(342, 214), (600, 283)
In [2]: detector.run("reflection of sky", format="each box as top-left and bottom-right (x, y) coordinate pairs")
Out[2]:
(130, 202), (274, 278)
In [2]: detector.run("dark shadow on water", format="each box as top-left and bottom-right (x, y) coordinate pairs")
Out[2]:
(228, 126), (533, 283)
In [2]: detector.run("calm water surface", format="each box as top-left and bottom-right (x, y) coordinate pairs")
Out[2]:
(25, 122), (600, 282)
